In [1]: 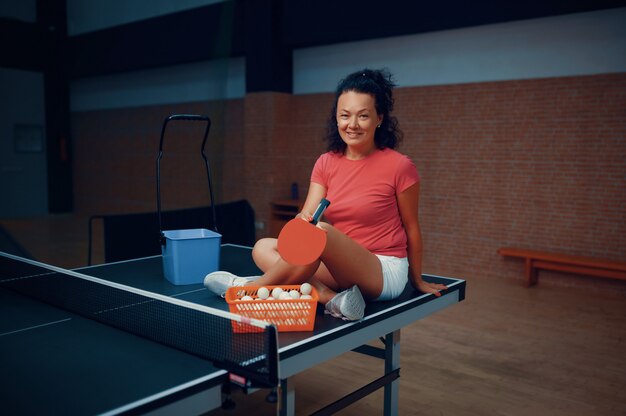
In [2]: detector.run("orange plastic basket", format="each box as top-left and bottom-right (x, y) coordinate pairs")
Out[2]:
(225, 285), (318, 332)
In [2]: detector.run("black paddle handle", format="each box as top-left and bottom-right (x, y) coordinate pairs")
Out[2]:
(311, 198), (331, 225)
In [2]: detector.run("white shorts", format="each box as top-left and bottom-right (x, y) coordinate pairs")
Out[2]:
(374, 255), (409, 301)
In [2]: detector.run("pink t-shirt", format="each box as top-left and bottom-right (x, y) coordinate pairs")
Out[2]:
(310, 148), (420, 257)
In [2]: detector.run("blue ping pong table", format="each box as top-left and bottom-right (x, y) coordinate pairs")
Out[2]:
(0, 244), (465, 415)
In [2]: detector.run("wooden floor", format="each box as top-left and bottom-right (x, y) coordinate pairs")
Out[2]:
(2, 215), (626, 415)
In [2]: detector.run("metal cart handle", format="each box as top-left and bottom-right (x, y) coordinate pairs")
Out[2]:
(156, 114), (218, 245)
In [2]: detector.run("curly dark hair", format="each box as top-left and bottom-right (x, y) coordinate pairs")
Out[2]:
(325, 68), (403, 153)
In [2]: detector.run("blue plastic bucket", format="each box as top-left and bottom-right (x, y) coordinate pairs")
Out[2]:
(161, 228), (221, 285)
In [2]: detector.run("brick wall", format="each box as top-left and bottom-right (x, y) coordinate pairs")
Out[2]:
(72, 101), (238, 214)
(395, 74), (626, 289)
(72, 73), (626, 288)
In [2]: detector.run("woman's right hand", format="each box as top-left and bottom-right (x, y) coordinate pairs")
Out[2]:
(296, 211), (313, 222)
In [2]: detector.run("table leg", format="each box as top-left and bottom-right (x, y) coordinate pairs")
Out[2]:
(279, 378), (295, 416)
(384, 330), (400, 416)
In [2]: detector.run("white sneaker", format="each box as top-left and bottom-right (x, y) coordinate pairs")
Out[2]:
(203, 271), (260, 297)
(324, 285), (366, 321)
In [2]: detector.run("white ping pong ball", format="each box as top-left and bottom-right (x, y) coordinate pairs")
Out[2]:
(300, 294), (312, 300)
(241, 295), (253, 301)
(257, 287), (270, 300)
(278, 292), (291, 300)
(300, 283), (312, 295)
(271, 287), (283, 298)
(289, 289), (300, 299)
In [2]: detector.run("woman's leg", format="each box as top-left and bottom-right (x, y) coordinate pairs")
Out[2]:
(316, 222), (384, 299)
(251, 232), (374, 320)
(252, 238), (337, 303)
(251, 222), (384, 300)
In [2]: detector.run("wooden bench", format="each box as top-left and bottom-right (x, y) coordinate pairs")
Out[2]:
(497, 247), (626, 287)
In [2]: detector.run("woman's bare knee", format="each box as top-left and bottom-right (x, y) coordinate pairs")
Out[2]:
(252, 238), (279, 272)
(253, 237), (275, 250)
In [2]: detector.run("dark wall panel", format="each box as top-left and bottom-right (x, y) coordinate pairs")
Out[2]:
(281, 0), (626, 48)
(67, 2), (245, 79)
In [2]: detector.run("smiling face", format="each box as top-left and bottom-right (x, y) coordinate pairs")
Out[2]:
(336, 91), (382, 158)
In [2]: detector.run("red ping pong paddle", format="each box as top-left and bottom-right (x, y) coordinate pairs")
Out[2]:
(277, 198), (331, 265)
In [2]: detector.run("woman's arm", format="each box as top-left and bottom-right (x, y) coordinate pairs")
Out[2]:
(298, 182), (328, 220)
(397, 182), (447, 295)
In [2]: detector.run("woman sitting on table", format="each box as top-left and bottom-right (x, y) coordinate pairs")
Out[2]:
(205, 68), (447, 321)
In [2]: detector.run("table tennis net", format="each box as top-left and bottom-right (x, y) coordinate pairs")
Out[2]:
(0, 252), (278, 388)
